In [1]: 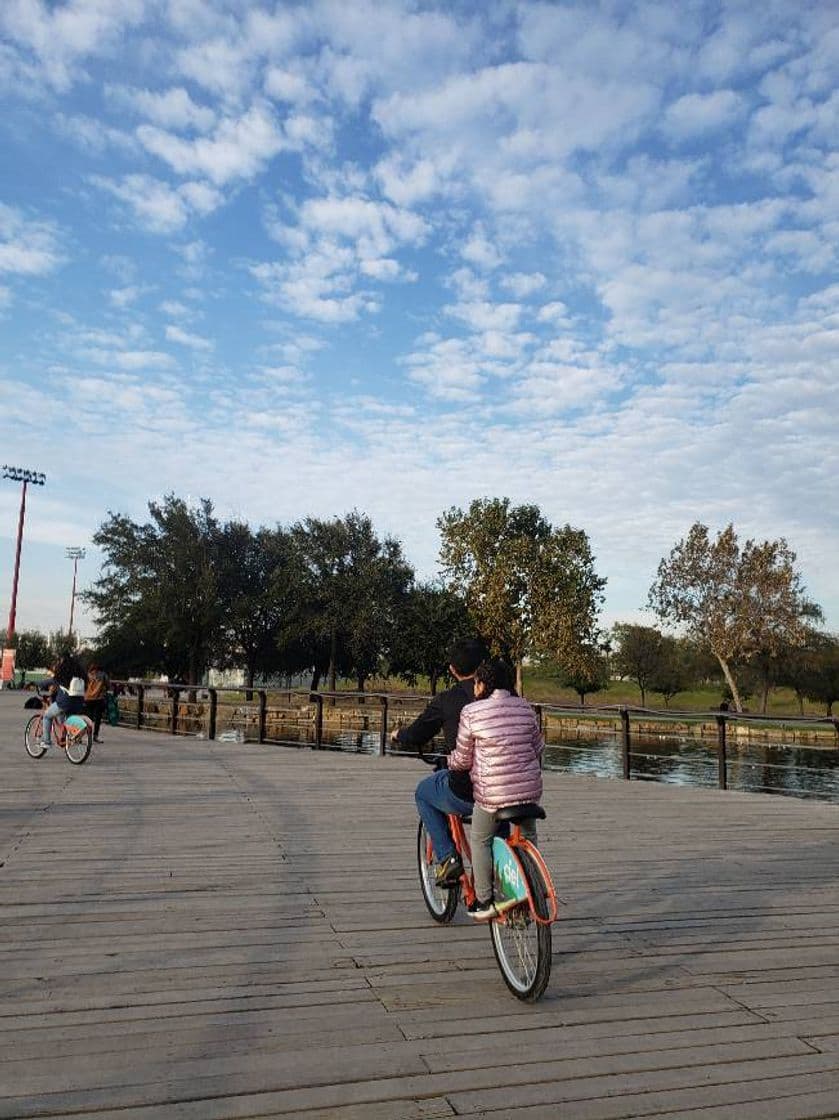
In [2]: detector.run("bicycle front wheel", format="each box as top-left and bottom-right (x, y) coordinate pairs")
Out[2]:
(24, 714), (46, 758)
(65, 726), (92, 765)
(417, 820), (459, 923)
(490, 846), (552, 1001)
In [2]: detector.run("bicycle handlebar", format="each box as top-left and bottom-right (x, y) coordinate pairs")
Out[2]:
(418, 752), (448, 770)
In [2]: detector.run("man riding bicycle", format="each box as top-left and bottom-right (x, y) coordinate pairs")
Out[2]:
(391, 637), (487, 887)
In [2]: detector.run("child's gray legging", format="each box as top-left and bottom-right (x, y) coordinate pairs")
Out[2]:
(471, 804), (537, 903)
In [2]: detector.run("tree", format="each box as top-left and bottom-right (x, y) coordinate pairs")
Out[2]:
(438, 498), (605, 694)
(388, 582), (472, 694)
(542, 643), (609, 706)
(612, 624), (664, 707)
(85, 495), (224, 684)
(216, 524), (307, 694)
(0, 629), (50, 671)
(648, 636), (696, 708)
(800, 634), (839, 716)
(292, 512), (414, 693)
(648, 523), (820, 712)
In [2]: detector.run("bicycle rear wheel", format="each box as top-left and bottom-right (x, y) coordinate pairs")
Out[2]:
(24, 714), (46, 758)
(490, 846), (552, 1001)
(417, 820), (459, 923)
(65, 726), (92, 765)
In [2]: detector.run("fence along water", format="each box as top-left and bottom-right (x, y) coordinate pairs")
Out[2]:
(110, 681), (839, 802)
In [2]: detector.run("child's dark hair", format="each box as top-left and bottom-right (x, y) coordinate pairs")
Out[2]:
(474, 657), (516, 696)
(448, 638), (489, 677)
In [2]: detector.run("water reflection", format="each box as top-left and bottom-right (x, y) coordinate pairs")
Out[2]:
(544, 734), (839, 802)
(310, 724), (839, 804)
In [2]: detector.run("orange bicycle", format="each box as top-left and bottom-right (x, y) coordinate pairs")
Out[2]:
(24, 697), (93, 765)
(416, 758), (558, 1001)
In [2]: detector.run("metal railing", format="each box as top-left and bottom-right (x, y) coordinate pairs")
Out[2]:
(110, 682), (839, 800)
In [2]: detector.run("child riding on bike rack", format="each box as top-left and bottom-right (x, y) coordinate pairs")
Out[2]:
(41, 674), (86, 748)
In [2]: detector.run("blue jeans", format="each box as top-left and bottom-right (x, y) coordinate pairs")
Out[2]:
(42, 701), (64, 743)
(415, 770), (474, 862)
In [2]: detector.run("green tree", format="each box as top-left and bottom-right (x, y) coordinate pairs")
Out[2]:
(542, 643), (609, 707)
(612, 623), (664, 707)
(1, 629), (50, 671)
(648, 636), (697, 708)
(388, 582), (472, 694)
(292, 512), (414, 694)
(800, 634), (839, 717)
(85, 495), (224, 684)
(438, 497), (605, 694)
(648, 523), (820, 712)
(216, 524), (307, 694)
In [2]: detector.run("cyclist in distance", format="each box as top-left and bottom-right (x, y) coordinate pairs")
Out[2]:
(391, 637), (487, 886)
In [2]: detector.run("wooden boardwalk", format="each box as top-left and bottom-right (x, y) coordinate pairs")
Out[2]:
(4, 692), (839, 1119)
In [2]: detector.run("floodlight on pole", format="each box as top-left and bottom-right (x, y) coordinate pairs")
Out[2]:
(66, 547), (86, 641)
(2, 465), (46, 650)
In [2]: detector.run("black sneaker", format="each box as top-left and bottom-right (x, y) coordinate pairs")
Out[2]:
(467, 897), (497, 922)
(435, 853), (463, 887)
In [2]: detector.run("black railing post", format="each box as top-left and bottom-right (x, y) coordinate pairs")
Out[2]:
(620, 707), (631, 780)
(136, 685), (144, 729)
(314, 694), (323, 749)
(717, 714), (728, 789)
(208, 688), (218, 741)
(379, 695), (388, 756)
(171, 687), (180, 736)
(534, 704), (543, 732)
(258, 690), (267, 743)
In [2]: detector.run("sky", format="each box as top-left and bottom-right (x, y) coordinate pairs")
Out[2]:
(0, 0), (837, 644)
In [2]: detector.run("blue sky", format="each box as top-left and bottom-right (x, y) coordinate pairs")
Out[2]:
(1, 0), (837, 641)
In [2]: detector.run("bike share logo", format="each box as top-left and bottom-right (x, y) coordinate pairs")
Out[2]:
(499, 855), (523, 896)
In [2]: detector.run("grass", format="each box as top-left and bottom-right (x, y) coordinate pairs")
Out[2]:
(342, 671), (832, 720)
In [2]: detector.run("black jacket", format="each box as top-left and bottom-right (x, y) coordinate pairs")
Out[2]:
(395, 678), (475, 800)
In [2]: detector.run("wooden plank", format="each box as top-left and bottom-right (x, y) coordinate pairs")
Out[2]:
(5, 691), (839, 1118)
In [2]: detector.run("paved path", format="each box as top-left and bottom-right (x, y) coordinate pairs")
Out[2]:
(4, 691), (839, 1119)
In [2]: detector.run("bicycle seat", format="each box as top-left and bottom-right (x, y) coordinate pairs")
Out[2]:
(495, 803), (546, 823)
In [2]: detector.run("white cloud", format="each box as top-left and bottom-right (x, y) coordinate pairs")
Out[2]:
(0, 204), (63, 276)
(165, 325), (213, 351)
(662, 90), (746, 139)
(109, 85), (216, 132)
(461, 226), (502, 270)
(159, 300), (191, 318)
(137, 102), (288, 187)
(264, 67), (316, 105)
(83, 348), (175, 371)
(502, 272), (546, 298)
(90, 174), (222, 233)
(0, 0), (146, 91)
(109, 286), (143, 308)
(54, 112), (136, 154)
(446, 300), (522, 333)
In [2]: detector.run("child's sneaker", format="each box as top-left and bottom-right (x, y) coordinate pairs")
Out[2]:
(467, 897), (498, 921)
(435, 853), (463, 887)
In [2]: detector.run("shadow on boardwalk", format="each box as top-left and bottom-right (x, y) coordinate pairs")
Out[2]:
(3, 690), (839, 1119)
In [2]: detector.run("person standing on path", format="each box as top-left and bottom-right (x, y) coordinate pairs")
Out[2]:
(84, 663), (110, 743)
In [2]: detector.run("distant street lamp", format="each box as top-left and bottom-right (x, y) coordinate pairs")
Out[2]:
(2, 465), (46, 650)
(65, 547), (86, 642)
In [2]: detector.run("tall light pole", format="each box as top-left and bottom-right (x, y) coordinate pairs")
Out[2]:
(66, 547), (86, 642)
(2, 465), (47, 649)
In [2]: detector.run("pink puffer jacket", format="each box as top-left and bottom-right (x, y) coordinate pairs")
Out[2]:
(448, 689), (544, 811)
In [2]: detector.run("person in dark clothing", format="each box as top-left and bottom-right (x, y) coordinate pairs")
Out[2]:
(51, 650), (87, 690)
(392, 637), (487, 886)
